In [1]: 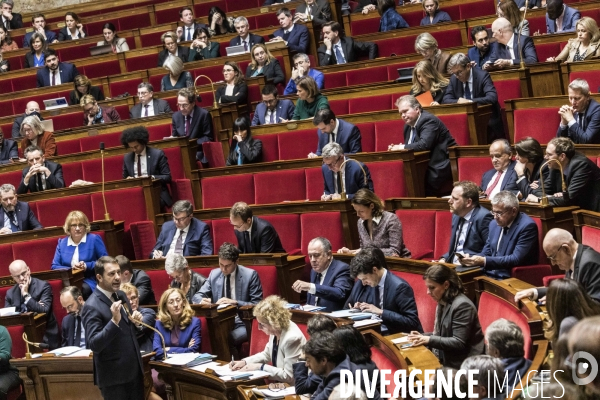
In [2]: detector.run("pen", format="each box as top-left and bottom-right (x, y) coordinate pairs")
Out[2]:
(230, 355), (234, 367)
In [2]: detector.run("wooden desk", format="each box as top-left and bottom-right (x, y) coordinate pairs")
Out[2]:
(238, 384), (301, 400)
(192, 304), (237, 362)
(13, 353), (154, 400)
(385, 333), (442, 379)
(0, 313), (46, 353)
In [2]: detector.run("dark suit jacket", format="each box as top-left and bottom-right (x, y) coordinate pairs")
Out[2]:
(17, 160), (65, 194)
(130, 269), (156, 305)
(296, 0), (332, 26)
(130, 98), (172, 118)
(516, 160), (558, 198)
(229, 33), (265, 48)
(69, 86), (104, 106)
(443, 67), (504, 142)
(226, 137), (263, 166)
(157, 47), (190, 67)
(123, 146), (173, 207)
(151, 218), (213, 258)
(403, 110), (457, 196)
(427, 293), (484, 369)
(233, 216), (285, 253)
(177, 22), (207, 42)
(172, 105), (214, 162)
(171, 270), (207, 303)
(251, 99), (295, 126)
(322, 157), (374, 198)
(0, 200), (42, 231)
(136, 307), (155, 352)
(557, 98), (600, 144)
(61, 313), (86, 347)
(192, 265), (263, 306)
(420, 10), (451, 25)
(306, 259), (353, 312)
(245, 59), (285, 85)
(315, 118), (362, 156)
(479, 212), (539, 279)
(36, 62), (80, 87)
(81, 289), (143, 388)
(546, 5), (580, 34)
(273, 24), (310, 53)
(0, 139), (18, 164)
(215, 82), (248, 105)
(57, 27), (87, 41)
(489, 34), (538, 65)
(544, 152), (600, 212)
(5, 13), (22, 30)
(318, 37), (378, 66)
(441, 205), (493, 262)
(24, 51), (43, 69)
(346, 271), (422, 334)
(481, 160), (520, 196)
(468, 43), (496, 69)
(5, 277), (60, 349)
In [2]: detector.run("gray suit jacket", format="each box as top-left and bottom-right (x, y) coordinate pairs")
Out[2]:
(129, 99), (172, 119)
(191, 265), (263, 306)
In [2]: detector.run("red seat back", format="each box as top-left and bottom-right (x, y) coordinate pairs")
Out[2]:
(202, 142), (225, 168)
(7, 325), (26, 358)
(0, 244), (12, 271)
(371, 346), (400, 395)
(249, 319), (269, 356)
(258, 134), (279, 162)
(582, 225), (600, 250)
(434, 211), (453, 260)
(391, 271), (437, 333)
(12, 237), (59, 272)
(277, 130), (316, 161)
(261, 214), (301, 254)
(355, 122), (375, 153)
(394, 210), (435, 260)
(254, 170), (306, 204)
(245, 265), (279, 297)
(49, 279), (67, 332)
(210, 219), (237, 254)
(304, 167), (325, 201)
(34, 195), (93, 229)
(456, 157), (490, 184)
(374, 120), (404, 152)
(145, 270), (172, 300)
(439, 114), (469, 146)
(202, 175), (254, 209)
(198, 316), (212, 354)
(129, 221), (157, 260)
(514, 107), (559, 144)
(301, 212), (345, 255)
(366, 161), (407, 200)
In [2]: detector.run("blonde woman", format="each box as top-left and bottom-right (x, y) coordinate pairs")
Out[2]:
(548, 17), (600, 62)
(19, 115), (56, 157)
(415, 32), (451, 75)
(69, 74), (105, 105)
(157, 31), (189, 68)
(80, 95), (120, 126)
(245, 43), (284, 85)
(409, 60), (449, 105)
(161, 55), (193, 92)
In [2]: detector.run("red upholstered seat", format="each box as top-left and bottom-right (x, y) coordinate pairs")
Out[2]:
(249, 319), (269, 356)
(438, 114), (469, 145)
(527, 15), (548, 37)
(129, 221), (157, 260)
(80, 59), (122, 79)
(261, 214), (301, 254)
(0, 100), (14, 117)
(534, 43), (563, 64)
(300, 212), (345, 255)
(109, 78), (143, 97)
(542, 274), (563, 287)
(570, 71), (600, 94)
(119, 13), (151, 30)
(460, 0), (495, 19)
(147, 124), (172, 141)
(394, 210), (435, 260)
(202, 175), (254, 209)
(434, 211), (453, 260)
(370, 346), (400, 395)
(349, 95), (393, 114)
(0, 171), (22, 190)
(126, 53), (157, 73)
(328, 100), (349, 116)
(456, 157), (489, 184)
(246, 265), (279, 297)
(148, 75), (162, 91)
(80, 156), (125, 183)
(253, 170), (307, 204)
(12, 237), (59, 272)
(61, 162), (85, 187)
(210, 219), (237, 254)
(374, 120), (404, 152)
(346, 68), (388, 86)
(258, 134), (279, 162)
(7, 325), (26, 358)
(349, 18), (381, 36)
(355, 122), (375, 153)
(324, 72), (347, 89)
(402, 10), (425, 26)
(11, 75), (37, 91)
(494, 79), (522, 110)
(512, 265), (552, 287)
(226, 0), (260, 12)
(442, 4), (461, 19)
(198, 316), (212, 354)
(91, 188), (147, 228)
(478, 291), (532, 359)
(431, 29), (463, 49)
(50, 113), (83, 131)
(56, 139), (82, 156)
(277, 129), (317, 161)
(366, 161), (407, 200)
(582, 225), (600, 249)
(49, 279), (67, 332)
(0, 244), (13, 272)
(391, 271), (437, 333)
(254, 13), (278, 30)
(145, 270), (172, 300)
(79, 132), (123, 152)
(194, 1), (226, 17)
(34, 194), (94, 228)
(304, 167), (325, 201)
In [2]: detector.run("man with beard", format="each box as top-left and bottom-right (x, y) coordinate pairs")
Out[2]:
(60, 286), (86, 347)
(468, 26), (496, 68)
(0, 183), (42, 234)
(36, 48), (79, 87)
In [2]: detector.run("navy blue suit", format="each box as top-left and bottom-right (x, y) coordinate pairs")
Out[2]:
(284, 68), (324, 95)
(478, 212), (539, 279)
(0, 200), (42, 232)
(36, 62), (80, 88)
(441, 205), (493, 262)
(24, 30), (56, 48)
(233, 216), (285, 254)
(153, 317), (201, 360)
(468, 43), (497, 69)
(61, 313), (86, 348)
(557, 98), (600, 144)
(123, 146), (173, 208)
(420, 11), (451, 26)
(0, 139), (18, 164)
(251, 99), (295, 126)
(315, 119), (362, 156)
(322, 157), (373, 199)
(229, 33), (265, 48)
(306, 259), (353, 312)
(489, 34), (538, 65)
(151, 218), (213, 258)
(481, 160), (520, 196)
(171, 105), (214, 163)
(546, 5), (580, 34)
(273, 24), (310, 53)
(346, 271), (422, 334)
(443, 67), (504, 142)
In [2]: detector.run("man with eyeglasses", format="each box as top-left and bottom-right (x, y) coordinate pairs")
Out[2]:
(6, 259), (60, 349)
(151, 200), (213, 259)
(480, 139), (519, 199)
(515, 228), (600, 304)
(460, 191), (539, 279)
(485, 17), (537, 70)
(229, 201), (285, 254)
(230, 16), (264, 51)
(251, 84), (295, 126)
(171, 87), (213, 165)
(0, 183), (42, 235)
(309, 108), (361, 158)
(443, 52), (504, 143)
(17, 145), (64, 194)
(59, 286), (87, 348)
(284, 53), (324, 96)
(130, 83), (172, 119)
(320, 142), (373, 201)
(291, 237), (353, 312)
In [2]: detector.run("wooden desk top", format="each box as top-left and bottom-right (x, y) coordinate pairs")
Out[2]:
(386, 333), (442, 379)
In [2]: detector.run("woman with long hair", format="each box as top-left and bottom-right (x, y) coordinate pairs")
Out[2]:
(0, 25), (17, 52)
(57, 12), (86, 40)
(497, 0), (529, 36)
(409, 60), (449, 105)
(291, 76), (329, 121)
(548, 17), (600, 62)
(215, 61), (248, 104)
(514, 136), (557, 198)
(378, 0), (409, 32)
(97, 23), (129, 53)
(245, 43), (284, 85)
(24, 32), (46, 68)
(414, 32), (451, 75)
(69, 74), (105, 106)
(208, 6), (235, 36)
(226, 116), (263, 166)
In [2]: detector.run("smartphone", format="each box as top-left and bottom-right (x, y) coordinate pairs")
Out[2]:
(456, 253), (465, 260)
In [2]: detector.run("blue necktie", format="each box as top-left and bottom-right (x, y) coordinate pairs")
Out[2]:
(7, 211), (18, 232)
(186, 27), (191, 41)
(334, 44), (346, 64)
(236, 144), (242, 165)
(464, 82), (472, 100)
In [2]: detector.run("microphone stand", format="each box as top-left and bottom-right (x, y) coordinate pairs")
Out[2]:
(538, 159), (566, 206)
(194, 75), (218, 109)
(517, 0), (529, 70)
(120, 303), (168, 361)
(338, 158), (368, 200)
(22, 333), (52, 358)
(99, 142), (110, 221)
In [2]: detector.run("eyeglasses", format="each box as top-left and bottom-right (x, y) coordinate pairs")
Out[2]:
(173, 215), (191, 223)
(137, 91), (149, 97)
(489, 209), (510, 218)
(323, 156), (341, 168)
(70, 223), (86, 229)
(223, 68), (234, 73)
(452, 68), (467, 78)
(547, 245), (565, 262)
(177, 103), (191, 109)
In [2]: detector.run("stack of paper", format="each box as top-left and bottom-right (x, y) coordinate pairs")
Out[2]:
(327, 310), (374, 321)
(163, 353), (204, 366)
(0, 307), (17, 317)
(48, 346), (91, 357)
(190, 361), (220, 373)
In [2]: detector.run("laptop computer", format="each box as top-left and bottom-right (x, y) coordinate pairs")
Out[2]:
(396, 67), (414, 83)
(89, 44), (113, 56)
(43, 97), (68, 111)
(225, 45), (246, 56)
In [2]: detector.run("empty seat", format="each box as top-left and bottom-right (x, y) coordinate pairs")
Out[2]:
(253, 170), (307, 204)
(201, 175), (254, 209)
(366, 161), (407, 200)
(394, 210), (436, 260)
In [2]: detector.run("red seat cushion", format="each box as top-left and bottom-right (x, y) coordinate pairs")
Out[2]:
(366, 161), (407, 200)
(7, 325), (26, 358)
(355, 122), (375, 153)
(210, 218), (237, 254)
(277, 130), (316, 161)
(391, 271), (437, 333)
(245, 265), (279, 297)
(258, 134), (279, 162)
(328, 100), (349, 116)
(49, 279), (67, 332)
(434, 211), (453, 260)
(582, 225), (600, 250)
(374, 120), (404, 152)
(80, 157), (124, 182)
(0, 244), (13, 273)
(371, 346), (400, 395)
(394, 210), (435, 260)
(570, 71), (600, 95)
(261, 214), (301, 254)
(438, 114), (469, 146)
(56, 139), (82, 156)
(61, 162), (84, 187)
(12, 237), (59, 273)
(494, 79), (522, 110)
(304, 167), (325, 201)
(457, 157), (490, 184)
(202, 175), (254, 209)
(301, 212), (344, 255)
(33, 194), (93, 229)
(80, 59), (122, 79)
(348, 95), (393, 114)
(145, 270), (172, 301)
(198, 316), (212, 354)
(129, 221), (157, 260)
(254, 170), (306, 204)
(80, 132), (123, 152)
(249, 319), (269, 356)
(202, 142), (225, 168)
(109, 78), (143, 98)
(512, 265), (552, 287)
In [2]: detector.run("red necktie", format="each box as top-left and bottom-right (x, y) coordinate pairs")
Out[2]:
(485, 170), (504, 197)
(51, 70), (55, 86)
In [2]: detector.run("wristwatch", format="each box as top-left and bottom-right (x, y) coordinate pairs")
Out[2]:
(24, 294), (31, 302)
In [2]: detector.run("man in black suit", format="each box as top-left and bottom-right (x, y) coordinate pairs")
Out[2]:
(318, 21), (378, 66)
(230, 16), (264, 52)
(294, 0), (332, 27)
(116, 255), (156, 305)
(0, 129), (17, 164)
(308, 108), (362, 158)
(130, 83), (172, 119)
(480, 139), (520, 198)
(347, 247), (422, 335)
(59, 286), (86, 348)
(120, 126), (172, 208)
(486, 17), (537, 70)
(557, 78), (600, 144)
(0, 183), (42, 234)
(172, 87), (213, 164)
(6, 260), (60, 349)
(389, 95), (457, 196)
(36, 49), (80, 88)
(440, 181), (493, 264)
(81, 256), (145, 400)
(12, 101), (43, 138)
(515, 228), (600, 303)
(468, 26), (496, 69)
(270, 8), (310, 54)
(229, 201), (285, 254)
(292, 237), (353, 312)
(1, 0), (22, 30)
(17, 145), (64, 194)
(176, 6), (206, 43)
(444, 52), (504, 142)
(526, 137), (600, 212)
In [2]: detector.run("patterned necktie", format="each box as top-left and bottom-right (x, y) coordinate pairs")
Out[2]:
(7, 210), (17, 232)
(174, 230), (184, 254)
(334, 44), (346, 64)
(144, 104), (149, 117)
(184, 115), (191, 136)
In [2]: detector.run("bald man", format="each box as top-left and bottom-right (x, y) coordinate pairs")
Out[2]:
(12, 101), (44, 138)
(515, 228), (600, 303)
(485, 18), (537, 71)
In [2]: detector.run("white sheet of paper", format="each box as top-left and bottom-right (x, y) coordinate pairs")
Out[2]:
(353, 319), (379, 328)
(0, 307), (16, 316)
(162, 353), (202, 365)
(48, 346), (84, 356)
(259, 386), (296, 396)
(391, 336), (409, 344)
(62, 349), (92, 357)
(190, 361), (220, 373)
(219, 370), (271, 381)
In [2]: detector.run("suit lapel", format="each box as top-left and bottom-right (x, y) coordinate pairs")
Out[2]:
(216, 273), (224, 299)
(235, 268), (243, 300)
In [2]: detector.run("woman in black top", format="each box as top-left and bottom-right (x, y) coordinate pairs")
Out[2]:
(226, 116), (263, 166)
(216, 61), (248, 105)
(514, 136), (558, 198)
(69, 74), (105, 106)
(208, 6), (235, 36)
(409, 60), (448, 106)
(245, 43), (285, 85)
(57, 12), (86, 41)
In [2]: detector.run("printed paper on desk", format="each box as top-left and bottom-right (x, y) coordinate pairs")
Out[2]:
(353, 319), (379, 328)
(190, 361), (220, 373)
(0, 307), (17, 317)
(163, 353), (202, 365)
(259, 386), (296, 396)
(391, 336), (409, 344)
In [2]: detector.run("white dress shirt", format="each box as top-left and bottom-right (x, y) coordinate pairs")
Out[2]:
(167, 224), (190, 255)
(68, 233), (87, 267)
(134, 148), (148, 178)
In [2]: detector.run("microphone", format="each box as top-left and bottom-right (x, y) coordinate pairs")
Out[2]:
(516, 0), (529, 69)
(99, 142), (110, 220)
(22, 333), (50, 358)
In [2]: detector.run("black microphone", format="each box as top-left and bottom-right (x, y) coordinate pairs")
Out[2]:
(37, 342), (49, 349)
(99, 142), (105, 151)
